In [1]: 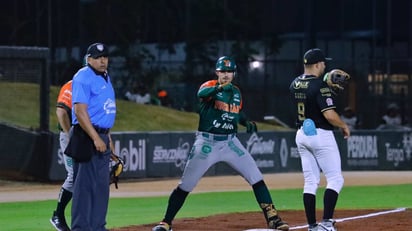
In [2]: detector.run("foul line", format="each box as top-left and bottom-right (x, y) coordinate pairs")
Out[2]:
(243, 207), (407, 231)
(289, 207), (406, 230)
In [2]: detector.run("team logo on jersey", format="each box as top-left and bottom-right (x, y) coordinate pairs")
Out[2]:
(326, 97), (334, 106)
(293, 80), (309, 89)
(233, 93), (240, 102)
(221, 113), (234, 121)
(104, 98), (116, 114)
(215, 100), (240, 113)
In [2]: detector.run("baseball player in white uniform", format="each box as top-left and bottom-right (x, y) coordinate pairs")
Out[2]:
(289, 48), (350, 231)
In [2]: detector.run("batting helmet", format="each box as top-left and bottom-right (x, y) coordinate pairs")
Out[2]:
(216, 56), (237, 72)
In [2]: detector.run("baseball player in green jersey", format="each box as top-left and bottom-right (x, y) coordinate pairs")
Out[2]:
(50, 57), (87, 231)
(152, 56), (289, 231)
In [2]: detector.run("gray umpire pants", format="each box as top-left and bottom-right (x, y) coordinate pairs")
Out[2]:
(71, 133), (110, 231)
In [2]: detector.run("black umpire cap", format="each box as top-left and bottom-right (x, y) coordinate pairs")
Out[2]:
(86, 43), (108, 59)
(303, 48), (331, 64)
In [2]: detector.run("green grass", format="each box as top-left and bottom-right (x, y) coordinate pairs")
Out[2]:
(0, 82), (40, 129)
(2, 84), (409, 230)
(0, 184), (410, 231)
(0, 82), (288, 132)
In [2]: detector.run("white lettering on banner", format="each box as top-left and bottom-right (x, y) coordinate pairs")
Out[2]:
(246, 133), (275, 155)
(290, 147), (300, 158)
(152, 139), (190, 170)
(57, 148), (64, 165)
(114, 140), (146, 171)
(255, 159), (275, 168)
(347, 135), (378, 167)
(347, 135), (378, 158)
(347, 159), (379, 166)
(402, 133), (412, 161)
(279, 138), (289, 167)
(385, 143), (405, 167)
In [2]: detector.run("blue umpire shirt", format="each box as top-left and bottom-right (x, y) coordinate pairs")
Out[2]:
(72, 65), (116, 129)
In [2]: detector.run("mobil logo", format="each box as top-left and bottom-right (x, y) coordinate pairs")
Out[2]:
(114, 139), (146, 171)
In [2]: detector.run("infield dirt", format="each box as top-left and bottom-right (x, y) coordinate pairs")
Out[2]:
(0, 171), (411, 230)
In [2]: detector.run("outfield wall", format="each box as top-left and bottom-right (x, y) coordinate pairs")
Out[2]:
(1, 123), (411, 181)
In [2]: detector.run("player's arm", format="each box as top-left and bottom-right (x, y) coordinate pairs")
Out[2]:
(56, 81), (72, 133)
(239, 111), (249, 126)
(56, 106), (71, 133)
(238, 111), (257, 133)
(317, 83), (349, 137)
(109, 133), (115, 153)
(197, 81), (220, 98)
(323, 109), (350, 139)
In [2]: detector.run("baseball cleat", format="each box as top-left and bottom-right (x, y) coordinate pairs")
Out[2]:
(152, 221), (173, 231)
(50, 211), (71, 231)
(268, 217), (289, 231)
(318, 219), (337, 231)
(308, 223), (319, 231)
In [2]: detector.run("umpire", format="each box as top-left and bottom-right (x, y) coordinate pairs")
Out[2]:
(66, 42), (116, 231)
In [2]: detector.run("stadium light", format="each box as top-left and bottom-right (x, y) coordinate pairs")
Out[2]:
(251, 61), (261, 69)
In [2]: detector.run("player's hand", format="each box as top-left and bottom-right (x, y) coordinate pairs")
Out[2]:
(341, 124), (350, 139)
(246, 121), (258, 133)
(218, 82), (232, 91)
(93, 137), (107, 152)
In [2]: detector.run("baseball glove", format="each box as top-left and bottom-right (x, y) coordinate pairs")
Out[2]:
(246, 121), (258, 133)
(110, 153), (124, 189)
(323, 69), (350, 94)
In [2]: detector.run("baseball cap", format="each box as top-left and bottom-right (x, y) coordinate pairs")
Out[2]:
(86, 43), (108, 59)
(303, 48), (331, 64)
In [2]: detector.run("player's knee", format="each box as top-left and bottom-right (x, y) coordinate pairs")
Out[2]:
(63, 184), (74, 193)
(303, 175), (320, 194)
(177, 182), (195, 193)
(63, 176), (75, 192)
(173, 186), (189, 200)
(303, 183), (318, 195)
(252, 180), (265, 187)
(327, 175), (344, 193)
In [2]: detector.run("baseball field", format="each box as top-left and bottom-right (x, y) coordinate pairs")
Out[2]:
(0, 171), (411, 231)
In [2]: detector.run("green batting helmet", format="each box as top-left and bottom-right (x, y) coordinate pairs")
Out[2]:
(215, 56), (237, 72)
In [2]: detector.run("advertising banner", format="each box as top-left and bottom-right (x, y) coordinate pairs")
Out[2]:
(111, 132), (147, 178)
(45, 130), (412, 181)
(146, 132), (194, 178)
(343, 130), (412, 170)
(48, 133), (66, 180)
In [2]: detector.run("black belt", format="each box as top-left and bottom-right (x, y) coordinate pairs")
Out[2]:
(93, 125), (110, 134)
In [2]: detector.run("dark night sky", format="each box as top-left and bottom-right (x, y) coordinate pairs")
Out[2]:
(0, 0), (410, 47)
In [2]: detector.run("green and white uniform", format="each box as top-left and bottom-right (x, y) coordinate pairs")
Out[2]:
(178, 79), (264, 192)
(153, 56), (289, 231)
